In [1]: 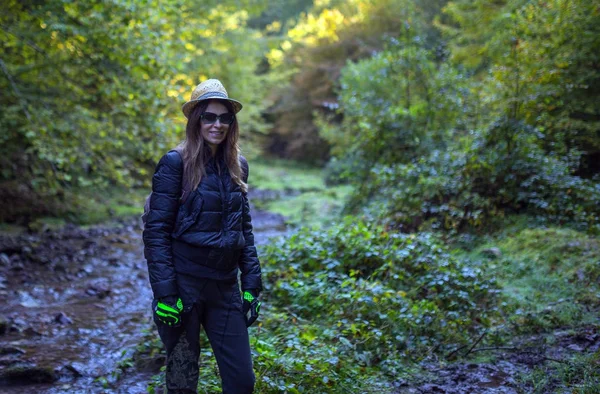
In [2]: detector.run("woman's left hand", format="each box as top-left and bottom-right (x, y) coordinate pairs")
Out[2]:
(242, 290), (261, 327)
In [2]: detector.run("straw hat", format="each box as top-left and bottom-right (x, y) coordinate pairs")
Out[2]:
(181, 79), (243, 118)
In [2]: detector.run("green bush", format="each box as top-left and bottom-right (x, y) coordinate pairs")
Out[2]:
(351, 119), (600, 233)
(262, 219), (499, 360)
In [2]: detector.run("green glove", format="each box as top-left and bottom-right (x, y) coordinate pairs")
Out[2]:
(153, 297), (184, 327)
(242, 290), (261, 327)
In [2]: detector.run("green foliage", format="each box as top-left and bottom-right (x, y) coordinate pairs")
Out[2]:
(440, 0), (600, 169)
(266, 0), (449, 161)
(263, 219), (499, 358)
(349, 119), (600, 233)
(0, 0), (276, 221)
(247, 0), (314, 32)
(312, 0), (600, 234)
(328, 40), (469, 170)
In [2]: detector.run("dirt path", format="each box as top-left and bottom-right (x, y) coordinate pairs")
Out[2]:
(0, 202), (286, 393)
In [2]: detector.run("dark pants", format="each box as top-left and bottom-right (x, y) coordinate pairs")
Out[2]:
(155, 275), (255, 394)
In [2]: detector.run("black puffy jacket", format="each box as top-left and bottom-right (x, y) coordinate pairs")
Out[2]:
(142, 150), (262, 299)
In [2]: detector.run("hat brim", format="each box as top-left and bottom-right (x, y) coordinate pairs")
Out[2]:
(181, 95), (243, 118)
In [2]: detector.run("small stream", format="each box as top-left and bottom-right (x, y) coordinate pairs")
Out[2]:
(0, 199), (287, 393)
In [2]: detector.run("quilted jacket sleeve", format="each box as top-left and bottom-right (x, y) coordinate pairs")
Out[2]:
(239, 157), (263, 293)
(142, 151), (183, 299)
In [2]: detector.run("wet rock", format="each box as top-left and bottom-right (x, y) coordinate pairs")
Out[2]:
(86, 284), (111, 299)
(513, 352), (544, 366)
(136, 354), (166, 373)
(9, 254), (22, 263)
(0, 346), (25, 355)
(418, 383), (447, 392)
(0, 244), (21, 255)
(0, 358), (21, 368)
(18, 290), (40, 307)
(0, 364), (57, 384)
(83, 240), (97, 248)
(481, 247), (502, 259)
(63, 362), (85, 377)
(0, 253), (9, 265)
(23, 327), (43, 337)
(11, 317), (27, 331)
(29, 253), (50, 265)
(393, 378), (408, 387)
(54, 312), (73, 325)
(82, 264), (94, 274)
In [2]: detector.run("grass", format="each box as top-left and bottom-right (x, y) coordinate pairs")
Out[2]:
(0, 186), (148, 232)
(64, 187), (148, 226)
(257, 185), (353, 227)
(518, 351), (600, 394)
(250, 156), (354, 228)
(250, 157), (326, 192)
(467, 225), (600, 311)
(458, 222), (600, 392)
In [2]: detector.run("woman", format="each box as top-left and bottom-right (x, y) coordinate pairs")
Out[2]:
(143, 79), (262, 394)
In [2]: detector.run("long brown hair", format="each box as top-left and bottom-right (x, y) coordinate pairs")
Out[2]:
(179, 99), (247, 192)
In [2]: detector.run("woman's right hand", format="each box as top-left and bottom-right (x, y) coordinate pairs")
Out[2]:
(153, 296), (184, 327)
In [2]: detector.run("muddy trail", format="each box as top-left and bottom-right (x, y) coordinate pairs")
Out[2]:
(0, 198), (287, 394)
(394, 326), (600, 393)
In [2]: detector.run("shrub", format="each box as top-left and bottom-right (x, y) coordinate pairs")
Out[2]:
(350, 119), (600, 233)
(262, 218), (499, 361)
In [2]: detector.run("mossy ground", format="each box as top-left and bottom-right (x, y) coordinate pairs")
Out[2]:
(250, 158), (326, 192)
(251, 157), (353, 228)
(256, 185), (353, 228)
(468, 224), (600, 333)
(453, 222), (600, 393)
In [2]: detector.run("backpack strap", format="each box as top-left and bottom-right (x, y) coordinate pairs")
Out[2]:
(171, 146), (192, 205)
(239, 155), (249, 184)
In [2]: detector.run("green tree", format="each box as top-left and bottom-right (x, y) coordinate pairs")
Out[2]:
(0, 0), (272, 221)
(440, 0), (600, 173)
(265, 0), (449, 161)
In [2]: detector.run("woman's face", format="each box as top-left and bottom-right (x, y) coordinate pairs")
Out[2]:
(200, 101), (231, 150)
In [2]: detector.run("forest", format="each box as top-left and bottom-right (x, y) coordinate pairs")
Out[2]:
(0, 0), (599, 393)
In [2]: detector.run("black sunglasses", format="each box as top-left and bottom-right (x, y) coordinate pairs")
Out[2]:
(200, 112), (235, 125)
